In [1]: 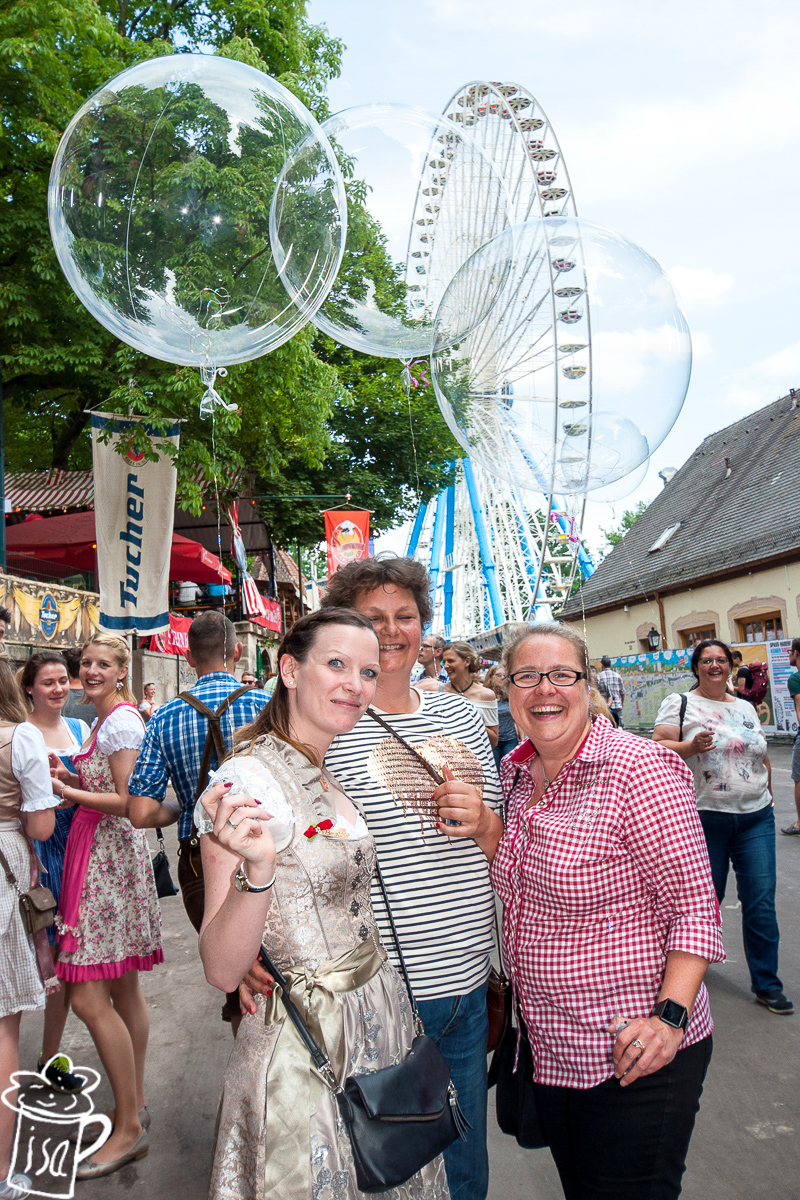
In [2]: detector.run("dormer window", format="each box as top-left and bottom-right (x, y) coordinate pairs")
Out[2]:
(648, 523), (681, 553)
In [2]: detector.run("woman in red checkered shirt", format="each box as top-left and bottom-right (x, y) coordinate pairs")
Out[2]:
(489, 623), (724, 1200)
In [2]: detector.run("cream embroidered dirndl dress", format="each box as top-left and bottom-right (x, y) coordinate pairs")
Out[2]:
(197, 735), (449, 1200)
(55, 704), (163, 980)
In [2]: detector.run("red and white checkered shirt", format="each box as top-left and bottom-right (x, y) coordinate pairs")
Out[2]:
(491, 715), (724, 1089)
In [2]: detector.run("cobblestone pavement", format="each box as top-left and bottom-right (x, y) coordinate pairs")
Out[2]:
(17, 743), (799, 1200)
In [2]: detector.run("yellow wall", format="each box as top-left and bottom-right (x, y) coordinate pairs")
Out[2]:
(564, 559), (800, 658)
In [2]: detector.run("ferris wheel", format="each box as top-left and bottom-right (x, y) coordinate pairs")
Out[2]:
(405, 81), (595, 638)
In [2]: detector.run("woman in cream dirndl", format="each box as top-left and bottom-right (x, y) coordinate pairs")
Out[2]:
(0, 654), (59, 1200)
(198, 609), (449, 1200)
(50, 634), (162, 1180)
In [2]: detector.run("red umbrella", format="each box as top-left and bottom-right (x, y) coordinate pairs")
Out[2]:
(6, 511), (231, 585)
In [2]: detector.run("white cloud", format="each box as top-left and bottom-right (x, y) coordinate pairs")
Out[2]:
(725, 341), (800, 411)
(668, 267), (734, 306)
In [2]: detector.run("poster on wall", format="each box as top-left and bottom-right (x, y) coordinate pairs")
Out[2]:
(601, 649), (694, 731)
(765, 639), (798, 735)
(730, 641), (775, 731)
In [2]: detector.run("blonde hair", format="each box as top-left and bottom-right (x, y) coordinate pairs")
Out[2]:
(0, 656), (29, 725)
(446, 641), (483, 675)
(80, 633), (136, 705)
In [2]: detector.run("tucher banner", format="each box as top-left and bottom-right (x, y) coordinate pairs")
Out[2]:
(324, 509), (370, 578)
(0, 575), (99, 651)
(92, 413), (180, 635)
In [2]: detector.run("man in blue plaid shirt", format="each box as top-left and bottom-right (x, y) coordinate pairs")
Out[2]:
(128, 611), (267, 1028)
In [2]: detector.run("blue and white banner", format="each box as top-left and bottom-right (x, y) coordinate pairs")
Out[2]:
(91, 413), (180, 634)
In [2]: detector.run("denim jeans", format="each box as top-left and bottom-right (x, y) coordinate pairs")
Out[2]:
(699, 804), (783, 996)
(417, 980), (489, 1200)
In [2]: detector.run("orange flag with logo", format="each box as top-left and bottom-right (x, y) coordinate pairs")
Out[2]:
(324, 510), (370, 577)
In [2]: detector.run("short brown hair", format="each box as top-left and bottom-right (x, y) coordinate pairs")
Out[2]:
(321, 556), (433, 626)
(792, 638), (800, 656)
(188, 611), (237, 668)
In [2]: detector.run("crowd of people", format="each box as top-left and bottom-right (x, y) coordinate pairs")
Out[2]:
(0, 563), (796, 1200)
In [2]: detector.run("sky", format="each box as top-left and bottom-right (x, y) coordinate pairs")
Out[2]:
(308, 0), (800, 559)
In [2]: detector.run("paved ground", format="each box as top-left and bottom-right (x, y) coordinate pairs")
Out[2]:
(16, 743), (800, 1199)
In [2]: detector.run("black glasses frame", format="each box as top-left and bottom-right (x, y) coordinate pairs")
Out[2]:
(508, 669), (587, 689)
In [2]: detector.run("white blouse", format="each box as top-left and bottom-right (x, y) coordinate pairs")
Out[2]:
(92, 706), (146, 757)
(11, 724), (60, 812)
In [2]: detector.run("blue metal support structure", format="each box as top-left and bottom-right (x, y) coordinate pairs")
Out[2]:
(443, 481), (455, 637)
(428, 492), (446, 625)
(462, 458), (504, 628)
(406, 502), (427, 558)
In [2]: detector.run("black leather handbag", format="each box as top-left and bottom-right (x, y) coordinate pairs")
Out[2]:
(488, 1001), (548, 1150)
(151, 829), (178, 899)
(259, 861), (469, 1193)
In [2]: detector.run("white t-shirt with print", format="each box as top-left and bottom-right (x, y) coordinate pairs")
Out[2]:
(655, 691), (770, 814)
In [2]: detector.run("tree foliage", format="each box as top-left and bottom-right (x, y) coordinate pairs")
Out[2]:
(599, 500), (648, 556)
(1, 0), (458, 542)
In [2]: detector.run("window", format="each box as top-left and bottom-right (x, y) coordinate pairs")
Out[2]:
(737, 613), (784, 643)
(648, 523), (681, 553)
(681, 626), (716, 649)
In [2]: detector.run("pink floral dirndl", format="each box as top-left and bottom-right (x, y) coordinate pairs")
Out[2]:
(55, 704), (163, 981)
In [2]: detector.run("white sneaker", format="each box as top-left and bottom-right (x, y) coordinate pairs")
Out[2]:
(0, 1175), (32, 1200)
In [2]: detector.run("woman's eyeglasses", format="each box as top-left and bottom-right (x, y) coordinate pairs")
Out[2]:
(698, 658), (729, 667)
(509, 669), (586, 689)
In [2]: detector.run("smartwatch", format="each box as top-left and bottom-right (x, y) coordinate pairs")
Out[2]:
(650, 998), (689, 1030)
(233, 866), (275, 894)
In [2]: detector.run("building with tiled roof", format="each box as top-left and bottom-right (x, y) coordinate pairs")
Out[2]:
(560, 391), (800, 655)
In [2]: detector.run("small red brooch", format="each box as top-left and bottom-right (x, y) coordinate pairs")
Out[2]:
(304, 819), (334, 840)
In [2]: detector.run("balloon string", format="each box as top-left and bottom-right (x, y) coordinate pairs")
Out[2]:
(402, 359), (422, 499)
(199, 365), (235, 419)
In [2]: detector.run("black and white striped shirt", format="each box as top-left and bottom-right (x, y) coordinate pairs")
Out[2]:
(325, 690), (501, 1000)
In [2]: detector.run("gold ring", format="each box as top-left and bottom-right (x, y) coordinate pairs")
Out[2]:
(631, 1038), (645, 1051)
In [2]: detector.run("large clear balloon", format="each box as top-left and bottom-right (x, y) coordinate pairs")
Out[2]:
(432, 218), (691, 493)
(48, 54), (346, 368)
(309, 103), (510, 359)
(584, 458), (649, 504)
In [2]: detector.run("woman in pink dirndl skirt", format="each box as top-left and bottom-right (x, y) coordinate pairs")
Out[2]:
(53, 634), (162, 1181)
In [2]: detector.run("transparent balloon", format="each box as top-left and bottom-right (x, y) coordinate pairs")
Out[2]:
(432, 218), (691, 493)
(48, 54), (347, 368)
(308, 103), (510, 359)
(583, 458), (649, 504)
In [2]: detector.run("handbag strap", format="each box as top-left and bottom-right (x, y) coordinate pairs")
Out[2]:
(258, 853), (422, 1089)
(365, 708), (444, 786)
(257, 943), (338, 1088)
(0, 842), (21, 894)
(156, 828), (166, 849)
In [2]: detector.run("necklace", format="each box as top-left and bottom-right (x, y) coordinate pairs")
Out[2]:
(454, 680), (474, 695)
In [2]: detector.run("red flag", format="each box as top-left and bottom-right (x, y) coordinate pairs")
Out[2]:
(149, 613), (193, 656)
(324, 510), (370, 577)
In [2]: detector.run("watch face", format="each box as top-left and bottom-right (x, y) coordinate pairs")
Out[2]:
(655, 999), (688, 1028)
(233, 870), (246, 892)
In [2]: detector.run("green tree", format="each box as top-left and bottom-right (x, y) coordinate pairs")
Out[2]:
(259, 342), (459, 546)
(0, 1), (355, 510)
(599, 500), (647, 556)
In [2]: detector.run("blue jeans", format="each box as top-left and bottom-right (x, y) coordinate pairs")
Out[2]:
(699, 805), (783, 996)
(417, 980), (489, 1200)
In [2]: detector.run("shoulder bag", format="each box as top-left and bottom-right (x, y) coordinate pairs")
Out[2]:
(0, 841), (56, 936)
(365, 706), (507, 1051)
(259, 858), (469, 1194)
(151, 828), (178, 898)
